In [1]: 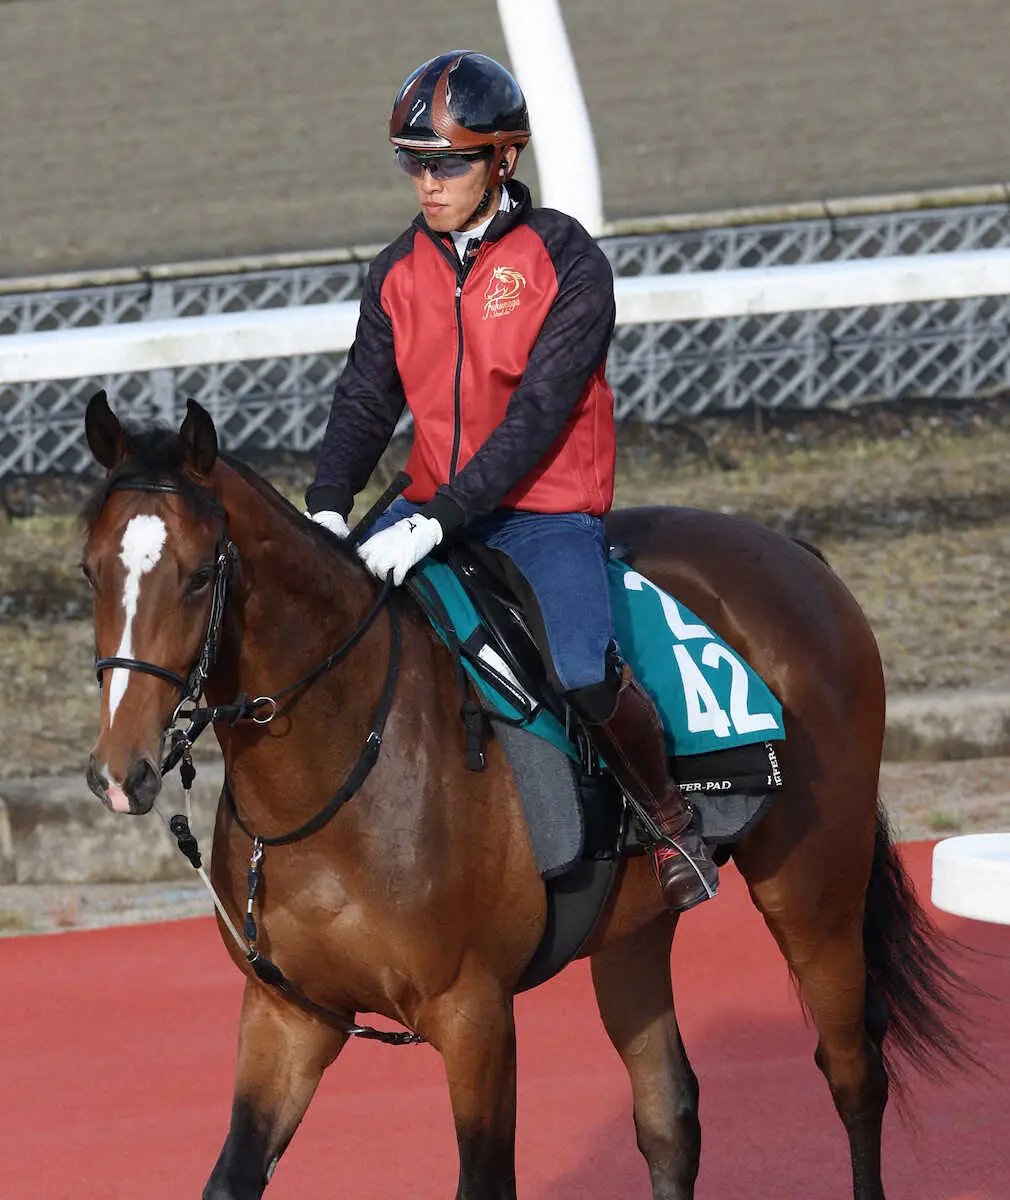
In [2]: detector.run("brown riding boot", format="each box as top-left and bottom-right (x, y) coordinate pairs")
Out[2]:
(586, 670), (718, 912)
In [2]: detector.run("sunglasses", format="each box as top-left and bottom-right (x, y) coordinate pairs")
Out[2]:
(395, 148), (491, 180)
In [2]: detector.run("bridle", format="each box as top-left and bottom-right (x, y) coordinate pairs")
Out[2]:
(90, 471), (420, 1045)
(92, 471), (406, 774)
(94, 478), (238, 731)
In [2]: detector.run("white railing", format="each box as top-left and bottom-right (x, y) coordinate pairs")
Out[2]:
(4, 248), (1010, 385)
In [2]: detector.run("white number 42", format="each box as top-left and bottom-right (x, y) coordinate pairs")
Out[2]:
(623, 571), (778, 739)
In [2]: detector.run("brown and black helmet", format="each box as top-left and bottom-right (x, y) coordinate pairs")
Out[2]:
(389, 51), (530, 180)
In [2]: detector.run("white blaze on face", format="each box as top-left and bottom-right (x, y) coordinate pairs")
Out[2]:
(108, 514), (168, 726)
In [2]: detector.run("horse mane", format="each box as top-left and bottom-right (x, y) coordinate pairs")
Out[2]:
(82, 425), (358, 567)
(219, 451), (361, 565)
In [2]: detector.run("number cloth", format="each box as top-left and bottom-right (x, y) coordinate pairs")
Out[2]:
(417, 557), (785, 761)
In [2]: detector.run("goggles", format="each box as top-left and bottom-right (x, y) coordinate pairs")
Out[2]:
(395, 148), (491, 180)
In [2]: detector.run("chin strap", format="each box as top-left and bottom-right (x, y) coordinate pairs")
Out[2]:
(467, 189), (495, 226)
(459, 145), (516, 230)
(462, 182), (497, 230)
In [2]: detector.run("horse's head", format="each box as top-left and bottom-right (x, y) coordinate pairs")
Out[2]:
(82, 391), (227, 814)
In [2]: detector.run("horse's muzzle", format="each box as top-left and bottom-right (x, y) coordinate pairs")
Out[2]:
(87, 753), (162, 815)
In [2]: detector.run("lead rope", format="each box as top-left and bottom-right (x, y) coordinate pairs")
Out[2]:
(151, 747), (255, 959)
(152, 805), (248, 956)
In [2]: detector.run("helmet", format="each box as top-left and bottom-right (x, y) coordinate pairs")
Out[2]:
(389, 51), (530, 177)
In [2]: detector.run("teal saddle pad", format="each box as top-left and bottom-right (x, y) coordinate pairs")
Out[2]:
(414, 557), (785, 762)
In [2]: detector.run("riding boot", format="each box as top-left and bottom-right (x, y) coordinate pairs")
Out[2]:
(585, 669), (719, 912)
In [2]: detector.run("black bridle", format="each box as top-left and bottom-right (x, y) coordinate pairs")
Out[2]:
(94, 477), (237, 724)
(91, 472), (421, 1046)
(92, 472), (401, 780)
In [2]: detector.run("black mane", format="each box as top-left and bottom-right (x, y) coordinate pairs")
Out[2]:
(82, 425), (221, 528)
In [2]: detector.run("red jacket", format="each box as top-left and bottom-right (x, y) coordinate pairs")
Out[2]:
(307, 181), (617, 534)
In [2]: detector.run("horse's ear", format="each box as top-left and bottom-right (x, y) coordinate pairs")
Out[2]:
(179, 399), (218, 477)
(85, 389), (127, 470)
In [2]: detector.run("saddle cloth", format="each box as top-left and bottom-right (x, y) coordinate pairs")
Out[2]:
(410, 551), (786, 877)
(414, 554), (785, 759)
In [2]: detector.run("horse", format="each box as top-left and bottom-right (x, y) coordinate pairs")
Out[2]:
(80, 390), (967, 1200)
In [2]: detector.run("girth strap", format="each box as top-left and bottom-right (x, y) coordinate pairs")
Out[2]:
(245, 952), (424, 1045)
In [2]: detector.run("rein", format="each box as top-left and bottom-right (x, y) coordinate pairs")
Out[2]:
(96, 473), (423, 1048)
(223, 588), (400, 848)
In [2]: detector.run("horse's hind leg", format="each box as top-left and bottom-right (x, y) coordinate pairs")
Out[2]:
(735, 824), (889, 1200)
(591, 914), (699, 1200)
(203, 979), (348, 1200)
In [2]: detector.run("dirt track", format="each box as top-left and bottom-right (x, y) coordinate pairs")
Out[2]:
(3, 846), (1006, 1200)
(3, 0), (1010, 274)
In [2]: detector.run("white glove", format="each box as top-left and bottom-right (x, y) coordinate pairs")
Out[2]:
(308, 510), (351, 539)
(357, 513), (443, 586)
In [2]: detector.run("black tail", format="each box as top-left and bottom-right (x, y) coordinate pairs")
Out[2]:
(862, 807), (980, 1089)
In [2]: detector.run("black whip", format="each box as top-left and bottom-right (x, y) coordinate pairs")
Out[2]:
(346, 471), (412, 548)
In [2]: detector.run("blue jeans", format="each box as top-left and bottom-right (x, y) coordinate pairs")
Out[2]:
(364, 499), (613, 691)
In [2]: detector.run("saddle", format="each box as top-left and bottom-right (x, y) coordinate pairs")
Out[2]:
(407, 540), (784, 992)
(412, 539), (783, 860)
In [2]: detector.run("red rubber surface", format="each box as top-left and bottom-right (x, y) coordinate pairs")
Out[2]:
(2, 843), (1007, 1198)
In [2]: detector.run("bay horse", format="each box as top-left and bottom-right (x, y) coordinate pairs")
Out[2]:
(81, 391), (966, 1200)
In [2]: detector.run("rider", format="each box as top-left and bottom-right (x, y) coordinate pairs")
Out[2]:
(306, 50), (718, 912)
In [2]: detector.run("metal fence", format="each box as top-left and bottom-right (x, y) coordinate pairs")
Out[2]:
(4, 202), (1010, 477)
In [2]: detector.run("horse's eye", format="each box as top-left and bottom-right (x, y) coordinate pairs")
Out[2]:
(79, 563), (95, 589)
(187, 567), (214, 595)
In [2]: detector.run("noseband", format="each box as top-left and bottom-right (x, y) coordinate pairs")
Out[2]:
(93, 477), (238, 721)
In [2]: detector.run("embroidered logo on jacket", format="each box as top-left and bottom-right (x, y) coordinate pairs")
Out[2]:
(483, 266), (527, 319)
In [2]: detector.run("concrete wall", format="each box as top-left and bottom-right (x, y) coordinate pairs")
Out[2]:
(3, 0), (1009, 276)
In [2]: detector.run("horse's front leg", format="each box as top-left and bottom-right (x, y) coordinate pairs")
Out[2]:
(425, 978), (519, 1200)
(203, 978), (348, 1200)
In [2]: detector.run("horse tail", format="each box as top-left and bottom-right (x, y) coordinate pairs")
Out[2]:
(862, 806), (979, 1088)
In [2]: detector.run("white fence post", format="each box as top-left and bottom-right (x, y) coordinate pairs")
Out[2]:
(496, 0), (604, 236)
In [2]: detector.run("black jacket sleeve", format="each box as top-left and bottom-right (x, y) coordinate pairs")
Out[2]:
(305, 245), (407, 518)
(421, 216), (616, 534)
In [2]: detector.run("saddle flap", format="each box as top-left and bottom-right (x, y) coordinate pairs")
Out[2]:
(461, 628), (540, 722)
(446, 542), (567, 725)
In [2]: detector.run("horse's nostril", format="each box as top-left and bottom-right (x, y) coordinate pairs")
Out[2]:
(86, 755), (109, 799)
(125, 757), (162, 810)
